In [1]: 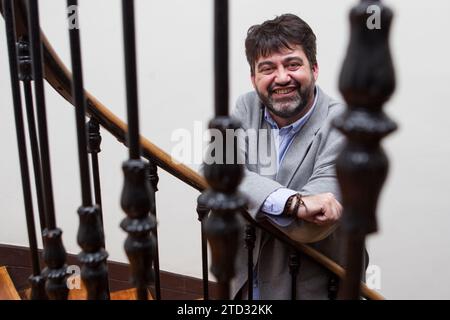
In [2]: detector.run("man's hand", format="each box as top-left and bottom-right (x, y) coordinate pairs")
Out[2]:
(296, 193), (343, 226)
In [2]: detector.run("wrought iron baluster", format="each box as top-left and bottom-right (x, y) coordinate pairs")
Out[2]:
(86, 117), (110, 299)
(203, 0), (246, 300)
(2, 0), (46, 300)
(244, 225), (256, 301)
(66, 0), (110, 300)
(25, 0), (68, 300)
(86, 119), (111, 295)
(146, 160), (161, 300)
(87, 118), (104, 225)
(196, 193), (210, 300)
(288, 251), (300, 300)
(334, 0), (397, 299)
(120, 0), (156, 301)
(17, 38), (47, 237)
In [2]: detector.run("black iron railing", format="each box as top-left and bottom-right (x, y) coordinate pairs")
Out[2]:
(66, 0), (110, 300)
(2, 0), (46, 300)
(28, 0), (68, 300)
(1, 0), (393, 301)
(202, 0), (246, 300)
(334, 0), (396, 299)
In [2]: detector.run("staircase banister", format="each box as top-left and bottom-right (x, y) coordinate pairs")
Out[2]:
(45, 34), (206, 191)
(241, 211), (384, 301)
(1, 0), (384, 300)
(1, 0), (206, 192)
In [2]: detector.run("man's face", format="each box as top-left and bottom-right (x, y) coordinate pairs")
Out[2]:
(251, 45), (318, 119)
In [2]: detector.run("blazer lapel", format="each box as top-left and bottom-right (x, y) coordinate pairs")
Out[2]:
(276, 87), (330, 186)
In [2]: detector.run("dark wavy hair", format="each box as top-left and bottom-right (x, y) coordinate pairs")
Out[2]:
(245, 14), (317, 75)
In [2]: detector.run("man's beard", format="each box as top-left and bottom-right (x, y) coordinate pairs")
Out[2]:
(257, 79), (315, 119)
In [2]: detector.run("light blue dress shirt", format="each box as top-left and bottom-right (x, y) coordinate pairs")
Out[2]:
(251, 87), (318, 300)
(261, 88), (318, 220)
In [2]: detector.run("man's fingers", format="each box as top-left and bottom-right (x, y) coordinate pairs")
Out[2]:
(300, 194), (343, 225)
(330, 204), (340, 222)
(312, 216), (326, 225)
(337, 201), (343, 219)
(315, 214), (327, 221)
(314, 202), (339, 225)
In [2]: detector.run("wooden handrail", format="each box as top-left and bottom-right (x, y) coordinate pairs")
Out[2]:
(247, 214), (385, 300)
(1, 0), (384, 300)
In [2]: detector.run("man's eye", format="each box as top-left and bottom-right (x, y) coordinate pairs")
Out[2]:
(260, 67), (274, 74)
(288, 63), (300, 70)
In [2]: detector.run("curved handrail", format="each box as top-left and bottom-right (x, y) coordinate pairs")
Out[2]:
(2, 1), (206, 191)
(243, 212), (384, 300)
(2, 1), (384, 300)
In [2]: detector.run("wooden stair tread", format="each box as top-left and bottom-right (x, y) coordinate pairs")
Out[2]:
(68, 282), (154, 300)
(20, 281), (154, 300)
(111, 288), (154, 300)
(0, 266), (21, 300)
(67, 285), (154, 300)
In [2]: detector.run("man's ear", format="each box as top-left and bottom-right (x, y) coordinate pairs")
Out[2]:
(251, 74), (256, 89)
(312, 63), (319, 81)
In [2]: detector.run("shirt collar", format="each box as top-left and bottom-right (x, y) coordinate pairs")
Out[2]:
(264, 86), (318, 132)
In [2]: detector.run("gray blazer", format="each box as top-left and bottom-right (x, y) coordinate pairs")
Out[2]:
(230, 86), (347, 300)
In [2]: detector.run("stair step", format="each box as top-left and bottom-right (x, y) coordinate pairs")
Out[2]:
(68, 282), (154, 300)
(0, 266), (21, 300)
(67, 283), (154, 300)
(111, 288), (154, 300)
(20, 281), (154, 300)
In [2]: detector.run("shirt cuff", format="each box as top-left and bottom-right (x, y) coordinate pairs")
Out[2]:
(261, 188), (297, 215)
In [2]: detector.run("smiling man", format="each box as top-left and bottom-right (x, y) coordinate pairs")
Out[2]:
(231, 14), (352, 300)
(252, 45), (317, 127)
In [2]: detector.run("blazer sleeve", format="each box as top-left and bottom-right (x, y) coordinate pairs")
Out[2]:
(276, 104), (345, 243)
(278, 103), (346, 243)
(300, 103), (345, 202)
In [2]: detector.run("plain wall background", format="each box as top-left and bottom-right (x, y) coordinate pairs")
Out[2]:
(1, 0), (449, 299)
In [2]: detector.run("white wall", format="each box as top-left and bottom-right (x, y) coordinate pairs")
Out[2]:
(1, 0), (449, 299)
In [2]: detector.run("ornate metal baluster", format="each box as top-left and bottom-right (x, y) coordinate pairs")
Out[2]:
(66, 0), (110, 300)
(244, 225), (256, 300)
(86, 118), (108, 259)
(86, 118), (111, 296)
(120, 0), (156, 300)
(288, 251), (300, 300)
(334, 0), (397, 299)
(196, 193), (210, 300)
(203, 0), (246, 300)
(2, 0), (46, 300)
(87, 118), (104, 227)
(146, 160), (161, 300)
(17, 38), (47, 237)
(25, 0), (68, 300)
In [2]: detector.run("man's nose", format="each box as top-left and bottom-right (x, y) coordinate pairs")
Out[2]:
(274, 67), (291, 85)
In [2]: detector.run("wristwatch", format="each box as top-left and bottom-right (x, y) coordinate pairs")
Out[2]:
(283, 193), (304, 217)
